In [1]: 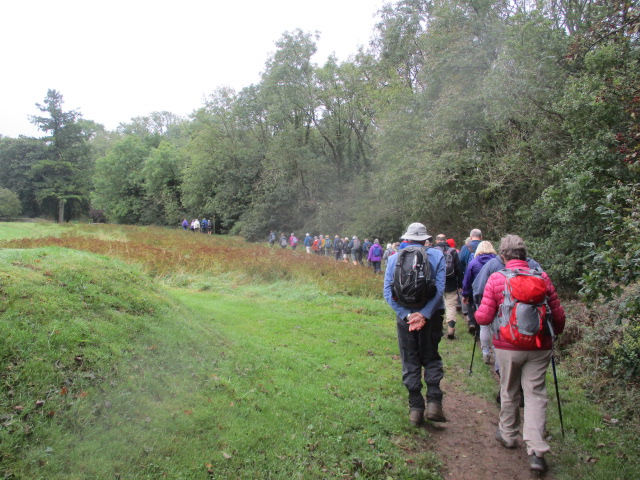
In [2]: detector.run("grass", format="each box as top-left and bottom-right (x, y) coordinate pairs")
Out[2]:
(0, 221), (638, 479)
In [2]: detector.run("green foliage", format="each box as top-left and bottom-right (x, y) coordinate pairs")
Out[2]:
(30, 89), (92, 222)
(0, 188), (22, 218)
(0, 137), (46, 217)
(91, 136), (150, 223)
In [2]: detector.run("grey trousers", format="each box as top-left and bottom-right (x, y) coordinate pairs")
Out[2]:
(396, 309), (445, 409)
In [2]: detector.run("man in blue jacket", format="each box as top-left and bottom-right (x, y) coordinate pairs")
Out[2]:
(384, 222), (446, 426)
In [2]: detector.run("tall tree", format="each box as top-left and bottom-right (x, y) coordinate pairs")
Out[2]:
(30, 89), (91, 222)
(91, 136), (150, 224)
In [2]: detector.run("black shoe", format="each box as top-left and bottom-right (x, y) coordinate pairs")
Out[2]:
(529, 454), (548, 473)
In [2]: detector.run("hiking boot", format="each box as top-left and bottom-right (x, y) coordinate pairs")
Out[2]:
(426, 402), (446, 422)
(482, 352), (491, 364)
(495, 429), (517, 449)
(446, 326), (455, 339)
(408, 409), (424, 427)
(529, 454), (548, 473)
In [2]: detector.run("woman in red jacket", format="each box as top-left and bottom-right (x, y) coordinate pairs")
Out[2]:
(474, 235), (565, 474)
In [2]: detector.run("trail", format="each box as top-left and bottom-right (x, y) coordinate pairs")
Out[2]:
(422, 377), (556, 480)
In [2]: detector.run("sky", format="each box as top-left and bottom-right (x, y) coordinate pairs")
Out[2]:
(1, 0), (386, 138)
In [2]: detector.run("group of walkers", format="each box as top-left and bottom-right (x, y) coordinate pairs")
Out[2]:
(268, 231), (392, 274)
(182, 218), (213, 234)
(383, 223), (565, 475)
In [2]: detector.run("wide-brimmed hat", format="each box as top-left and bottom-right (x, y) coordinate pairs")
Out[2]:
(401, 223), (432, 241)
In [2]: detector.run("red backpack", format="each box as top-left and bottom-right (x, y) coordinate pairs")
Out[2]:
(496, 269), (550, 348)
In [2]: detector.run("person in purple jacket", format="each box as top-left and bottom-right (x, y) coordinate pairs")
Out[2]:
(367, 239), (384, 273)
(461, 241), (497, 364)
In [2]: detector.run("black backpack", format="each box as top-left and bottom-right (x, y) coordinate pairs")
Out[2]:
(436, 246), (455, 278)
(392, 245), (437, 308)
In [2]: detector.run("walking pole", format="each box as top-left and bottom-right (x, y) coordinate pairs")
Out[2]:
(551, 353), (565, 438)
(468, 326), (479, 375)
(547, 319), (565, 438)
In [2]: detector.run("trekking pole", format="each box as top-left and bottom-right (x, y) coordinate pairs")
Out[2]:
(468, 327), (479, 375)
(547, 319), (565, 438)
(551, 352), (565, 438)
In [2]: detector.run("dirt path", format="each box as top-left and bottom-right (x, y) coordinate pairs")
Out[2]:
(422, 377), (555, 480)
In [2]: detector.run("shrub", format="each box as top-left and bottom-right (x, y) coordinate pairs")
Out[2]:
(0, 187), (22, 218)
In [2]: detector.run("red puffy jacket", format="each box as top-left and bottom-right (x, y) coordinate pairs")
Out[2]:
(474, 259), (565, 351)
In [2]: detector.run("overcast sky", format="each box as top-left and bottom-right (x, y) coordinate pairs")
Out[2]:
(1, 0), (386, 138)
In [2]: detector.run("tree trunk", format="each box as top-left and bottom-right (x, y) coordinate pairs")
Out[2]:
(58, 198), (66, 223)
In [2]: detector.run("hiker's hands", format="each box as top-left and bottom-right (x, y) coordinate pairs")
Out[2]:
(462, 297), (469, 305)
(408, 313), (426, 331)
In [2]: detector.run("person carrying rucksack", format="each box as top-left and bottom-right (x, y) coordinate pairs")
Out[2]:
(268, 230), (276, 246)
(279, 233), (288, 248)
(461, 241), (497, 362)
(304, 233), (313, 253)
(323, 235), (332, 256)
(289, 233), (298, 250)
(341, 237), (350, 262)
(383, 222), (446, 427)
(367, 239), (384, 273)
(349, 236), (361, 265)
(362, 238), (373, 267)
(459, 229), (482, 333)
(382, 242), (398, 270)
(333, 235), (343, 261)
(474, 235), (565, 474)
(434, 234), (463, 339)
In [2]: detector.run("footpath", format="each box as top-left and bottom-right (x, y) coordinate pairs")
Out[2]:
(424, 377), (555, 479)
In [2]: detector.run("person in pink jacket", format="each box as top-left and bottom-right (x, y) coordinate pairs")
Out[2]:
(474, 235), (565, 474)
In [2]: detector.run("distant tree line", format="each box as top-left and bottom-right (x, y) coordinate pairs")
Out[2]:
(1, 0), (638, 304)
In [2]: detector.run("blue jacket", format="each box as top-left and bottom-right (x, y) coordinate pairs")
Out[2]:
(384, 244), (445, 322)
(304, 235), (313, 247)
(459, 239), (481, 273)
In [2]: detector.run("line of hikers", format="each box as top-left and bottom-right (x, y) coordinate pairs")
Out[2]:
(268, 231), (396, 273)
(182, 218), (212, 234)
(383, 223), (565, 475)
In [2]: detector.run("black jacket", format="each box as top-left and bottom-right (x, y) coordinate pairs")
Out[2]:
(434, 242), (462, 292)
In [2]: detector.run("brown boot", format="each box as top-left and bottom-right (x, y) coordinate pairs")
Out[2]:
(409, 409), (424, 427)
(426, 402), (446, 422)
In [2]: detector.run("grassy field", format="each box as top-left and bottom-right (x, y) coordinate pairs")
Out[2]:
(0, 222), (637, 479)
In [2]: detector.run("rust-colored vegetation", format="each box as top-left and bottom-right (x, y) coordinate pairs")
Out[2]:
(2, 225), (383, 298)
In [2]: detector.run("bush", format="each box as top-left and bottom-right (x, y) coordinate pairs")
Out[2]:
(0, 187), (22, 218)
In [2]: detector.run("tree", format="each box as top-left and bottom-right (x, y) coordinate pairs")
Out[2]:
(30, 90), (91, 222)
(92, 136), (150, 224)
(0, 188), (22, 218)
(142, 141), (185, 224)
(0, 136), (47, 216)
